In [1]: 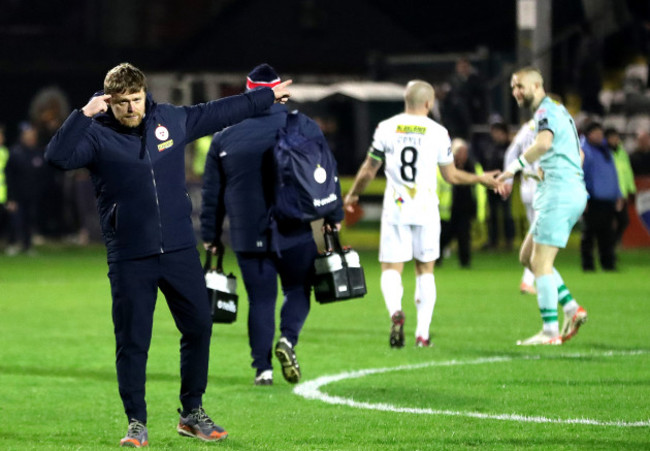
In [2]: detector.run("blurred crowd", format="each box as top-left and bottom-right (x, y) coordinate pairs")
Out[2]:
(2, 58), (650, 261)
(0, 87), (99, 255)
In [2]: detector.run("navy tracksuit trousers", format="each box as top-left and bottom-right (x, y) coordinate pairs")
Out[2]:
(580, 198), (617, 270)
(236, 240), (317, 375)
(107, 247), (212, 423)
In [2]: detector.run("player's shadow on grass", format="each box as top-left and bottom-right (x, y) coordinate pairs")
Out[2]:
(0, 364), (189, 383)
(307, 326), (384, 337)
(582, 342), (650, 353)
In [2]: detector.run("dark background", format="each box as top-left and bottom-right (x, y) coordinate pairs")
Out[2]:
(1, 0), (648, 144)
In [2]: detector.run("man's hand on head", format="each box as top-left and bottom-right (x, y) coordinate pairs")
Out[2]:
(81, 94), (111, 118)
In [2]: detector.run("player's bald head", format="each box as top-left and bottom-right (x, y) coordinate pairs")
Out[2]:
(451, 138), (468, 155)
(404, 80), (435, 110)
(513, 67), (544, 89)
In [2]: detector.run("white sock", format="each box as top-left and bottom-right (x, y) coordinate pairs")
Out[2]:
(562, 300), (579, 315)
(543, 321), (560, 336)
(414, 273), (436, 340)
(522, 268), (535, 286)
(380, 269), (403, 317)
(553, 268), (579, 315)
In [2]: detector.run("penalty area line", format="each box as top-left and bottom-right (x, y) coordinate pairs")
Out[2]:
(293, 350), (650, 428)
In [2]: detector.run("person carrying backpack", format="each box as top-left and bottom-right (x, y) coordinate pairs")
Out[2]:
(200, 64), (343, 386)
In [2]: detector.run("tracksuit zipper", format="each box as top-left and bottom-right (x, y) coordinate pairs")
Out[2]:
(143, 134), (164, 253)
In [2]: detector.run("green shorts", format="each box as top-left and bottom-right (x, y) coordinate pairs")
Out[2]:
(530, 180), (587, 248)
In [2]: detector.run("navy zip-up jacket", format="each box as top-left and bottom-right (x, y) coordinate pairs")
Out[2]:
(200, 104), (343, 253)
(580, 136), (622, 202)
(45, 88), (275, 262)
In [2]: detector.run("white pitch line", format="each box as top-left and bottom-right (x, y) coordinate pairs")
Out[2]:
(293, 350), (650, 428)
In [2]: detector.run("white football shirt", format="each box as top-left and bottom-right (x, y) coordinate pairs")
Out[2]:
(503, 119), (540, 204)
(370, 113), (453, 225)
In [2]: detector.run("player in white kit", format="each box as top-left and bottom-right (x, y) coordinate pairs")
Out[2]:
(503, 119), (540, 294)
(344, 80), (499, 348)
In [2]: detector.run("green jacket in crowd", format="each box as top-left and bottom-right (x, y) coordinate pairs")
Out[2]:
(0, 145), (9, 203)
(612, 143), (636, 199)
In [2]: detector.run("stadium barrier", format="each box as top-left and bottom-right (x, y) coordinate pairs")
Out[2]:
(622, 176), (650, 248)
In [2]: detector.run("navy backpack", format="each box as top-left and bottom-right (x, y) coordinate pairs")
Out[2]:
(273, 111), (340, 222)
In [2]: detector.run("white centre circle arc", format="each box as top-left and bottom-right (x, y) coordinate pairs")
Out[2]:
(293, 350), (650, 428)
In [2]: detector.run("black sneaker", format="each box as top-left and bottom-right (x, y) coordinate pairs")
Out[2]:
(177, 407), (228, 442)
(120, 419), (148, 448)
(390, 310), (405, 348)
(275, 337), (301, 383)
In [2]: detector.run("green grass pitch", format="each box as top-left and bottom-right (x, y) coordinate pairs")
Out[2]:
(1, 244), (649, 449)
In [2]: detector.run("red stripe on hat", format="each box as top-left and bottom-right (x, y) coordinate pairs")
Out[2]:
(246, 77), (281, 90)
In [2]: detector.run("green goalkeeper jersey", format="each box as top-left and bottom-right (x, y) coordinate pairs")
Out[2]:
(533, 96), (584, 183)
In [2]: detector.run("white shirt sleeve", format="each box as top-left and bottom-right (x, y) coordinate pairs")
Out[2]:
(437, 130), (454, 166)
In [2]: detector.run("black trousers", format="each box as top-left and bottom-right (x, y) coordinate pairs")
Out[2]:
(614, 200), (630, 244)
(236, 240), (317, 375)
(0, 204), (9, 241)
(580, 199), (617, 270)
(440, 213), (472, 267)
(108, 247), (212, 423)
(8, 199), (37, 251)
(487, 191), (514, 247)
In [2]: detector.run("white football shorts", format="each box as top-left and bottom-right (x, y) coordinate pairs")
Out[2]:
(379, 220), (441, 263)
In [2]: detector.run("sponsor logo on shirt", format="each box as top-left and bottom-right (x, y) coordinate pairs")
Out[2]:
(157, 139), (174, 152)
(396, 125), (427, 134)
(313, 193), (337, 207)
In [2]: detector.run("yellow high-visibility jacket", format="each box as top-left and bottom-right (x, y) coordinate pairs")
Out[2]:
(0, 145), (9, 204)
(436, 162), (486, 222)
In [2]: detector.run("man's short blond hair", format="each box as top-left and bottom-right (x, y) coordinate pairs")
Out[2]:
(104, 63), (147, 95)
(404, 80), (435, 110)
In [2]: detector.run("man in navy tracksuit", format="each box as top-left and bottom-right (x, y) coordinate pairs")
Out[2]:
(580, 121), (622, 271)
(200, 64), (343, 386)
(45, 62), (291, 447)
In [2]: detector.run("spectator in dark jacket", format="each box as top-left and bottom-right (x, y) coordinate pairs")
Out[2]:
(580, 122), (622, 271)
(5, 122), (46, 255)
(439, 138), (480, 267)
(45, 62), (292, 447)
(448, 57), (488, 126)
(481, 121), (515, 250)
(201, 64), (343, 387)
(439, 82), (472, 140)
